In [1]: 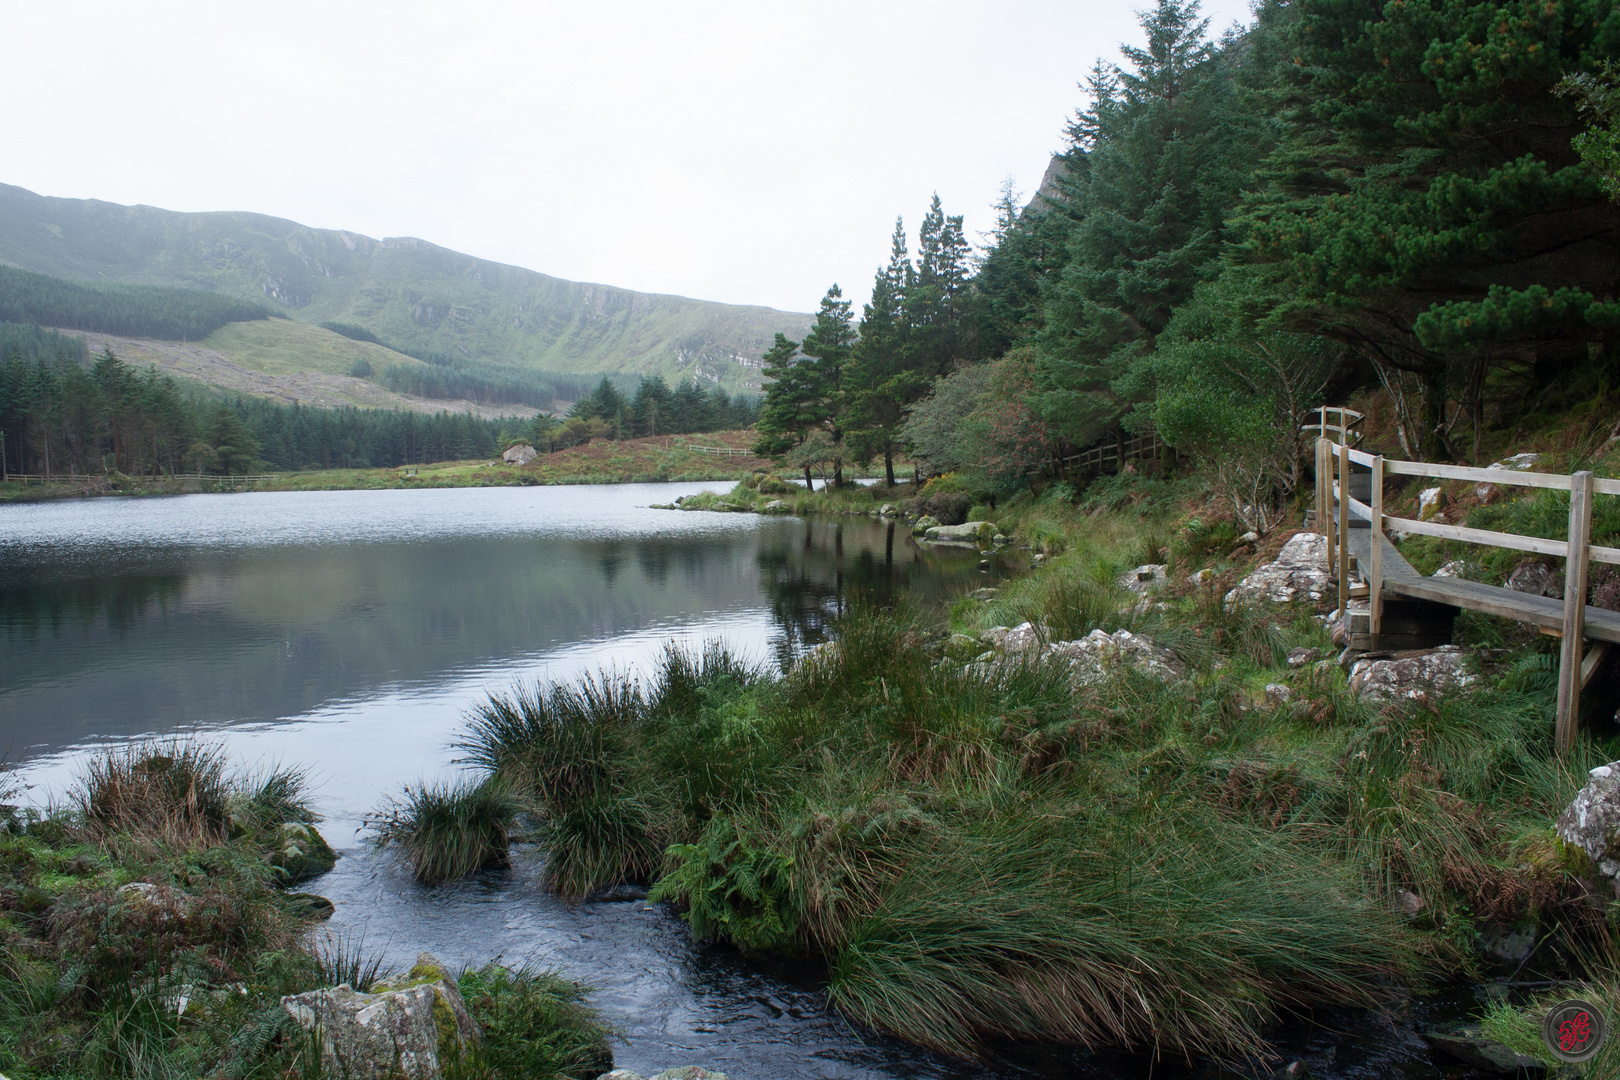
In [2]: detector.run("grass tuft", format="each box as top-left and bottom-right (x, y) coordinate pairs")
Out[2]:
(368, 777), (516, 884)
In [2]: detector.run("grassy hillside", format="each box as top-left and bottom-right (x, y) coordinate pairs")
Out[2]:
(0, 183), (810, 390)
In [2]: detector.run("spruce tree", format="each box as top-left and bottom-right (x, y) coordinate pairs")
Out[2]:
(847, 219), (918, 486)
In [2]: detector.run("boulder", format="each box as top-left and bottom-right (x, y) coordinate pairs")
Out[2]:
(282, 952), (480, 1080)
(1347, 645), (1479, 701)
(270, 821), (338, 884)
(1507, 560), (1561, 598)
(1223, 532), (1330, 607)
(1422, 1028), (1546, 1074)
(760, 500), (788, 513)
(1046, 629), (1185, 689)
(1556, 762), (1620, 891)
(879, 503), (899, 517)
(1433, 560), (1468, 579)
(501, 444), (538, 466)
(1285, 647), (1321, 669)
(982, 622), (1042, 655)
(1418, 486), (1445, 522)
(924, 520), (994, 543)
(911, 514), (941, 536)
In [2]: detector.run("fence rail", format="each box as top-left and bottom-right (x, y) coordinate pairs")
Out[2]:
(1301, 406), (1365, 447)
(1318, 434), (1613, 752)
(1058, 428), (1165, 473)
(683, 444), (753, 457)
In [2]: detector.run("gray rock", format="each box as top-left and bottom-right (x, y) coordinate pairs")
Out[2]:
(1476, 922), (1538, 964)
(282, 952), (479, 1080)
(270, 820), (338, 884)
(1285, 647), (1322, 669)
(1045, 629), (1184, 689)
(879, 503), (899, 517)
(911, 514), (941, 536)
(501, 443), (538, 466)
(1348, 645), (1479, 701)
(924, 520), (994, 542)
(1557, 762), (1620, 889)
(1264, 683), (1293, 705)
(982, 622), (1042, 655)
(1224, 532), (1330, 607)
(1393, 888), (1427, 918)
(1507, 560), (1561, 598)
(761, 499), (788, 513)
(1422, 1028), (1545, 1073)
(969, 587), (999, 600)
(1238, 530), (1260, 544)
(1432, 560), (1468, 578)
(1418, 486), (1445, 522)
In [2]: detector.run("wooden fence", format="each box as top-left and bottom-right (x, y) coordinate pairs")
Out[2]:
(1318, 436), (1620, 752)
(1059, 427), (1167, 473)
(683, 444), (752, 457)
(1301, 406), (1365, 448)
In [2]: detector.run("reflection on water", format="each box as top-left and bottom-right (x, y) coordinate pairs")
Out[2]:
(0, 484), (1027, 1080)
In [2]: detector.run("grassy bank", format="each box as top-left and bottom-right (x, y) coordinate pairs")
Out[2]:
(387, 467), (1620, 1070)
(0, 741), (611, 1079)
(0, 430), (772, 503)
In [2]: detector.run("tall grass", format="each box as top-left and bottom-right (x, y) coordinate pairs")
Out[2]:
(368, 778), (516, 884)
(76, 739), (234, 844)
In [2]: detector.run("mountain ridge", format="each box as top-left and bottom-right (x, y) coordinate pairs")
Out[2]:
(0, 183), (810, 390)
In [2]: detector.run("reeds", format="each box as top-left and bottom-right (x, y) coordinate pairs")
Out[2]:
(368, 777), (516, 884)
(75, 739), (233, 844)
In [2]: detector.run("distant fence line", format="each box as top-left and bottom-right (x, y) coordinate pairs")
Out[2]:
(683, 444), (753, 457)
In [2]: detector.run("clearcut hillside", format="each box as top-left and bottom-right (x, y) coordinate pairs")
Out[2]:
(0, 183), (810, 391)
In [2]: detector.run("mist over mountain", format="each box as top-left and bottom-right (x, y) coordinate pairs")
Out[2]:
(0, 183), (810, 389)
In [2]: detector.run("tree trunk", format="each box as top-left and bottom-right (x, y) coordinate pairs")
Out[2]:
(884, 447), (895, 488)
(803, 464), (814, 492)
(1419, 366), (1452, 462)
(834, 461), (844, 489)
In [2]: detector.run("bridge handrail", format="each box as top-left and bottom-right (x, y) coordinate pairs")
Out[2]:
(1318, 432), (1610, 753)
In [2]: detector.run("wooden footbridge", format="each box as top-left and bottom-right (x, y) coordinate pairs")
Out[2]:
(1316, 412), (1618, 752)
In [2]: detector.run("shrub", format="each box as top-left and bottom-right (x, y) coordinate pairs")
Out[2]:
(904, 492), (971, 525)
(651, 816), (800, 955)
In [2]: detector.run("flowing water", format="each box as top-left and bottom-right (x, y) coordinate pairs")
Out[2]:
(0, 485), (1467, 1078)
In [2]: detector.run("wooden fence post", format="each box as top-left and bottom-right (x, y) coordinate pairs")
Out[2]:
(1315, 437), (1328, 539)
(1370, 453), (1383, 641)
(1557, 470), (1595, 754)
(1337, 441), (1351, 617)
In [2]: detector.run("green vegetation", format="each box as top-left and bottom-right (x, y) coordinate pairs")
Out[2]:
(368, 778), (516, 884)
(0, 182), (810, 392)
(0, 740), (612, 1078)
(0, 264), (271, 341)
(755, 0), (1620, 529)
(397, 475), (1616, 1063)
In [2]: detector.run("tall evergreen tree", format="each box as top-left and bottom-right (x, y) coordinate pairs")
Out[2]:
(1033, 0), (1261, 447)
(847, 219), (918, 486)
(800, 286), (857, 487)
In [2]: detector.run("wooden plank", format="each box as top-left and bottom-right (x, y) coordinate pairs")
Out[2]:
(1338, 441), (1350, 616)
(1370, 454), (1384, 638)
(1590, 544), (1620, 565)
(1383, 459), (1574, 491)
(1316, 439), (1329, 546)
(1582, 642), (1611, 689)
(1593, 478), (1620, 497)
(1557, 471), (1594, 754)
(1383, 514), (1570, 559)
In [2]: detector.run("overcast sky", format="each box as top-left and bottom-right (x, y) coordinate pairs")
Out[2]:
(4, 0), (1255, 314)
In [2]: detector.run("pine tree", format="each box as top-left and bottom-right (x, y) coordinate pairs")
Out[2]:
(846, 219), (919, 486)
(1239, 0), (1620, 460)
(1033, 0), (1260, 448)
(800, 286), (857, 487)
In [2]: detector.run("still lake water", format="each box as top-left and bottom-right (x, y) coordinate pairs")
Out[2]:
(0, 484), (1454, 1079)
